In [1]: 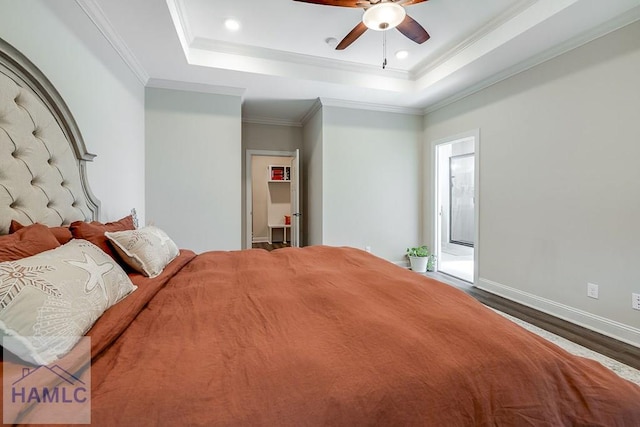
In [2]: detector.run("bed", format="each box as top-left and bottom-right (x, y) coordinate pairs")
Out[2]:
(1, 36), (639, 426)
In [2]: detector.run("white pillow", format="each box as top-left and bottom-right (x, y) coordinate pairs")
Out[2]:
(105, 226), (179, 278)
(0, 240), (137, 365)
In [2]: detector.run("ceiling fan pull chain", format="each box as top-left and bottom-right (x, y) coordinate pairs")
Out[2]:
(382, 30), (387, 69)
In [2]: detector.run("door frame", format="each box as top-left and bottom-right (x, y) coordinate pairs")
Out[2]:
(430, 129), (480, 284)
(246, 149), (299, 249)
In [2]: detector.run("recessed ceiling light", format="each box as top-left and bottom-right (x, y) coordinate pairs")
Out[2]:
(325, 37), (338, 48)
(224, 18), (241, 31)
(395, 50), (409, 60)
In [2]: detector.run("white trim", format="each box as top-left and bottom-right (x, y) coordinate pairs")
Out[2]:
(473, 131), (480, 285)
(246, 149), (298, 249)
(189, 37), (410, 80)
(170, 0), (194, 46)
(430, 129), (480, 284)
(242, 116), (302, 127)
(411, 0), (537, 78)
(147, 78), (246, 98)
(75, 0), (149, 85)
(300, 99), (323, 126)
(477, 277), (640, 348)
(394, 260), (410, 269)
(319, 97), (422, 116)
(252, 236), (270, 244)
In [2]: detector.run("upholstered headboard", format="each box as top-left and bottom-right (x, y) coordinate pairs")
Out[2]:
(0, 38), (100, 234)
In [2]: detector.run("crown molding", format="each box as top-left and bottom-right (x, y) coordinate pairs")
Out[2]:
(242, 116), (303, 127)
(423, 6), (640, 115)
(147, 78), (246, 98)
(412, 0), (537, 79)
(190, 37), (410, 81)
(75, 0), (149, 85)
(300, 98), (323, 126)
(171, 0), (194, 45)
(166, 0), (193, 56)
(320, 97), (423, 116)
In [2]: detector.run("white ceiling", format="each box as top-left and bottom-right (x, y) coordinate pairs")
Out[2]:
(78, 0), (640, 125)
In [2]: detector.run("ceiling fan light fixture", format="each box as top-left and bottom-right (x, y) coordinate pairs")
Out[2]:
(362, 3), (406, 31)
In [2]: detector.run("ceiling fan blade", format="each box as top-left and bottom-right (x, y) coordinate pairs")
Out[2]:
(396, 14), (430, 44)
(336, 22), (368, 50)
(394, 0), (429, 5)
(292, 0), (363, 7)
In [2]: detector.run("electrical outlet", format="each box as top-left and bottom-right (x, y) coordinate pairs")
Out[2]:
(632, 293), (640, 310)
(587, 283), (599, 299)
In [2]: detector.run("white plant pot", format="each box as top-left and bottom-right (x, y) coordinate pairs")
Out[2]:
(409, 256), (428, 273)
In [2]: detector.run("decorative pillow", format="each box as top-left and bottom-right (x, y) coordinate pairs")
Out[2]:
(105, 226), (179, 278)
(0, 223), (60, 262)
(9, 220), (73, 245)
(69, 215), (135, 260)
(0, 239), (137, 365)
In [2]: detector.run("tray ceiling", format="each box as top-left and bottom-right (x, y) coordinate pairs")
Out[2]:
(79, 0), (640, 124)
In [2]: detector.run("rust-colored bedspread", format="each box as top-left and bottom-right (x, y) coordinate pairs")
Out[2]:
(14, 246), (640, 425)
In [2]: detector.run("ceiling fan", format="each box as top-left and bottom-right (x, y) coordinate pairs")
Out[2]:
(293, 0), (430, 50)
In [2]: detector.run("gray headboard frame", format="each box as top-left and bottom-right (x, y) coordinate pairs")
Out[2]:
(0, 37), (100, 227)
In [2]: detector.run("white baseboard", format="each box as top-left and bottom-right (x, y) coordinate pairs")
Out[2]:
(252, 237), (269, 243)
(477, 277), (640, 348)
(393, 260), (410, 268)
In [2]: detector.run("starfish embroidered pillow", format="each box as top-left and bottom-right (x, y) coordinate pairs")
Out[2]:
(105, 226), (179, 278)
(0, 239), (136, 365)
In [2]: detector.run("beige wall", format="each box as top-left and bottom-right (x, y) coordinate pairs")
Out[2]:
(424, 20), (640, 345)
(146, 88), (242, 252)
(243, 122), (302, 152)
(321, 106), (423, 263)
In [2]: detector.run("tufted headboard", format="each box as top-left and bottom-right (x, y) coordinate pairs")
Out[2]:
(0, 38), (100, 234)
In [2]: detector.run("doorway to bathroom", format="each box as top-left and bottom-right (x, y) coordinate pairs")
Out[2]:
(433, 132), (479, 283)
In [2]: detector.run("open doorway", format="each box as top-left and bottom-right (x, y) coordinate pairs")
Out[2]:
(246, 149), (301, 250)
(433, 132), (479, 283)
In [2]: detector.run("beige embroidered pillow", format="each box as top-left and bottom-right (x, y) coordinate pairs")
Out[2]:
(0, 240), (137, 365)
(105, 226), (179, 278)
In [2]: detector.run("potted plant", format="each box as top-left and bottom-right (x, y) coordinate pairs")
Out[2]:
(426, 254), (437, 272)
(406, 245), (430, 273)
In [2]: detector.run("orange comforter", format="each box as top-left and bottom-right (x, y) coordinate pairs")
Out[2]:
(7, 246), (640, 425)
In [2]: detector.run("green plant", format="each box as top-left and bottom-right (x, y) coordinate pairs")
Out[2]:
(426, 254), (437, 271)
(406, 245), (430, 258)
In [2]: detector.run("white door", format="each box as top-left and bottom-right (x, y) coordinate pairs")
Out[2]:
(290, 149), (301, 247)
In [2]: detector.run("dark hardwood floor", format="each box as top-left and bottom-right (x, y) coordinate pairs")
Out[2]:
(470, 287), (640, 370)
(252, 242), (290, 251)
(427, 272), (640, 370)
